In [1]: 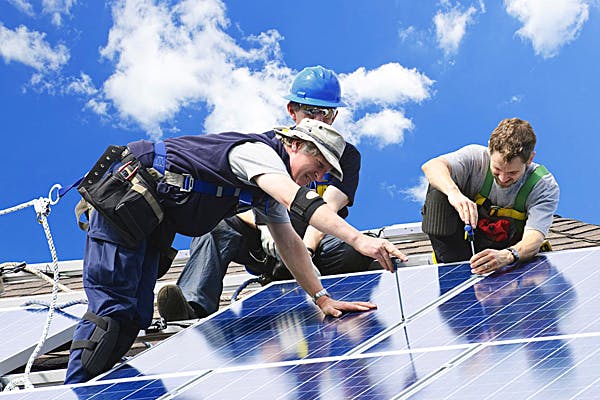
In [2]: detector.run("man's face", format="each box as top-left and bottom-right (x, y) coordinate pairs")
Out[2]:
(489, 151), (533, 188)
(288, 103), (337, 125)
(288, 142), (332, 186)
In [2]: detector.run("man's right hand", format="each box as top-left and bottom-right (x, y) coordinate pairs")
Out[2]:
(447, 189), (479, 226)
(353, 235), (408, 273)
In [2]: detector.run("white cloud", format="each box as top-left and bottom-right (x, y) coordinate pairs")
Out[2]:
(98, 0), (292, 139)
(42, 0), (78, 26)
(509, 94), (523, 103)
(65, 72), (98, 95)
(341, 63), (433, 106)
(478, 0), (487, 13)
(401, 175), (429, 203)
(398, 25), (416, 42)
(504, 0), (589, 58)
(0, 24), (69, 71)
(94, 0), (434, 144)
(339, 109), (414, 148)
(380, 182), (401, 199)
(335, 63), (434, 146)
(434, 5), (477, 56)
(85, 98), (109, 116)
(8, 0), (35, 16)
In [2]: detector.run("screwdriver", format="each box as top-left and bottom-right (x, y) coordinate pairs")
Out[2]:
(464, 224), (475, 257)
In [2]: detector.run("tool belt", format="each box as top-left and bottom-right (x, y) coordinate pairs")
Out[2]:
(77, 145), (164, 248)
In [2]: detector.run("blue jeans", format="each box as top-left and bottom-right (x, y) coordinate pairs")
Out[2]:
(177, 219), (263, 315)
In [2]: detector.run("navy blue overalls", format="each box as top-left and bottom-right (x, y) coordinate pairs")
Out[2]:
(65, 132), (290, 383)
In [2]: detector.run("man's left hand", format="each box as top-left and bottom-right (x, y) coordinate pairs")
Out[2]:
(316, 296), (377, 318)
(470, 248), (513, 274)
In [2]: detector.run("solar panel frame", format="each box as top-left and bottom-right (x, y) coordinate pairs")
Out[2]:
(0, 303), (87, 377)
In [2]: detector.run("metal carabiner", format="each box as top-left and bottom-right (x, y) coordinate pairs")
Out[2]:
(48, 184), (62, 206)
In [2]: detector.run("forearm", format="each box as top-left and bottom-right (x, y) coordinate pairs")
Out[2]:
(307, 205), (362, 248)
(269, 223), (323, 297)
(470, 229), (545, 274)
(422, 157), (461, 196)
(303, 226), (325, 252)
(304, 185), (348, 251)
(511, 229), (545, 262)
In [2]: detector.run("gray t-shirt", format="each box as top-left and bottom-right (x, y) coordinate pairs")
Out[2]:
(228, 141), (290, 224)
(441, 144), (559, 235)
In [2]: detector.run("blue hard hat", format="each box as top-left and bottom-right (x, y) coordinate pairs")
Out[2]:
(284, 66), (347, 108)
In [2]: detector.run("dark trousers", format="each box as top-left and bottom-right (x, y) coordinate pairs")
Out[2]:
(428, 229), (474, 264)
(65, 212), (160, 384)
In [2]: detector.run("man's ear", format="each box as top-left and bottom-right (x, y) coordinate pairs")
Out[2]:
(290, 140), (303, 153)
(287, 102), (299, 124)
(527, 151), (536, 165)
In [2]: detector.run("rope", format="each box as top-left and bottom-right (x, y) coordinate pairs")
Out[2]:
(1, 191), (65, 392)
(23, 265), (72, 293)
(0, 199), (38, 216)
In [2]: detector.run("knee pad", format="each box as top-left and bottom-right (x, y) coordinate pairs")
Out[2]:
(70, 311), (120, 377)
(421, 186), (461, 236)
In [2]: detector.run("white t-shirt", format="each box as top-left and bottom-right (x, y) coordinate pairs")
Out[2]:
(228, 141), (291, 224)
(441, 144), (560, 235)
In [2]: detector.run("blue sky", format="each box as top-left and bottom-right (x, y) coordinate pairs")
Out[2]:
(1, 0), (599, 263)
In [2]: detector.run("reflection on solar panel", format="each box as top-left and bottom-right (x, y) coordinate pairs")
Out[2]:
(2, 247), (599, 399)
(0, 304), (87, 377)
(101, 263), (474, 380)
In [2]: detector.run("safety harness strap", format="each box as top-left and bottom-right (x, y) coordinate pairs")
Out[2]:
(480, 167), (494, 199)
(309, 172), (331, 197)
(513, 165), (549, 213)
(476, 164), (550, 221)
(152, 141), (254, 203)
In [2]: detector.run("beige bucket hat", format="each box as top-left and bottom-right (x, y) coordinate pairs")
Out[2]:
(274, 118), (346, 180)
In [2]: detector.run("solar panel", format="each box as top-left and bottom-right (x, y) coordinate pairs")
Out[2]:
(3, 247), (599, 399)
(165, 349), (467, 399)
(365, 248), (600, 353)
(405, 335), (600, 399)
(100, 263), (474, 380)
(0, 303), (87, 377)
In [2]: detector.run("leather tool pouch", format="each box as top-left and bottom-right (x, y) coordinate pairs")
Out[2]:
(77, 145), (164, 248)
(421, 186), (462, 236)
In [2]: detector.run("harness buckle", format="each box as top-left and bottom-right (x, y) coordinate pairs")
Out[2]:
(118, 161), (140, 181)
(180, 174), (194, 192)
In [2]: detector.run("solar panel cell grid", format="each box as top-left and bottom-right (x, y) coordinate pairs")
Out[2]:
(4, 247), (599, 399)
(368, 249), (600, 353)
(101, 263), (474, 380)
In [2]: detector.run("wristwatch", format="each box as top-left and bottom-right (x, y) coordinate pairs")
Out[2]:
(507, 247), (520, 264)
(312, 288), (330, 304)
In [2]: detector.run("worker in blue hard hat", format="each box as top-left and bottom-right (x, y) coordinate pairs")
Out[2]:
(157, 66), (387, 322)
(284, 65), (347, 107)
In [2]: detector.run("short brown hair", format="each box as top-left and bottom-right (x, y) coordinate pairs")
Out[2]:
(488, 118), (536, 162)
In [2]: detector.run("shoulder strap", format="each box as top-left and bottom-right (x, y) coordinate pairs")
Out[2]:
(152, 141), (167, 175)
(479, 166), (494, 198)
(513, 165), (549, 213)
